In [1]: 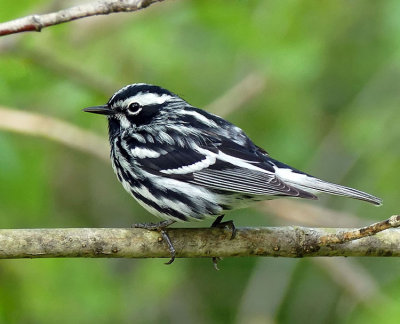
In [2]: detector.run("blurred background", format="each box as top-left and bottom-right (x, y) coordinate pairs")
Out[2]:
(0, 0), (399, 323)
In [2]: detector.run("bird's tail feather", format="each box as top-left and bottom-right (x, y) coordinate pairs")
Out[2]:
(297, 177), (382, 206)
(275, 169), (382, 206)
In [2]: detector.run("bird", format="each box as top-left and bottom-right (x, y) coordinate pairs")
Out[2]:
(83, 83), (382, 265)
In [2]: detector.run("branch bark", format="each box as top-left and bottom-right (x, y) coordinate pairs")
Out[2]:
(1, 216), (399, 259)
(0, 0), (165, 36)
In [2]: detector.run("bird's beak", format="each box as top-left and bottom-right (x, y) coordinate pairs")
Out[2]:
(82, 105), (115, 115)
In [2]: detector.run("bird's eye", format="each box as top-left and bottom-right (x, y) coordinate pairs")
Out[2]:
(127, 102), (142, 115)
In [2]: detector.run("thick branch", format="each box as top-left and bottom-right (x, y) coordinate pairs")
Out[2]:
(1, 216), (399, 259)
(0, 0), (164, 36)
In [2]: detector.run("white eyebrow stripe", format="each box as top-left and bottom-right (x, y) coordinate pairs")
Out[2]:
(127, 93), (173, 106)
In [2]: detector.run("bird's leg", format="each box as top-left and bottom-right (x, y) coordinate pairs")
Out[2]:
(210, 215), (237, 270)
(132, 219), (176, 265)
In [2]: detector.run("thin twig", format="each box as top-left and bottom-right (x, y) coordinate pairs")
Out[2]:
(0, 0), (70, 51)
(0, 0), (165, 36)
(319, 215), (400, 245)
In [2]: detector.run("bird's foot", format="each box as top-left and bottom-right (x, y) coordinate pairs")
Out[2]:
(210, 215), (236, 270)
(132, 219), (176, 265)
(211, 215), (237, 239)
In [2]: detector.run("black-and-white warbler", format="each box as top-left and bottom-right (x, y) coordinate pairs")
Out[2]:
(83, 83), (382, 264)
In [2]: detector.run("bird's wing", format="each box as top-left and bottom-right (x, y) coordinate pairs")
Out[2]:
(190, 139), (316, 199)
(123, 131), (317, 199)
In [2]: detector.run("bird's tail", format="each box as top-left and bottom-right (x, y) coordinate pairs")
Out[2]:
(275, 168), (382, 206)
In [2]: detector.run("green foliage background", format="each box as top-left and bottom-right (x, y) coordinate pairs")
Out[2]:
(0, 0), (399, 323)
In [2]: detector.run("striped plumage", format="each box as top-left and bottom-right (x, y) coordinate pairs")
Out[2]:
(84, 83), (382, 223)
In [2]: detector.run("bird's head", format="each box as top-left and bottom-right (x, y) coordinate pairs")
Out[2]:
(83, 83), (185, 133)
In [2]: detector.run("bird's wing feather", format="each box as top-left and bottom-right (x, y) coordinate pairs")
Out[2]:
(123, 131), (317, 199)
(190, 146), (316, 199)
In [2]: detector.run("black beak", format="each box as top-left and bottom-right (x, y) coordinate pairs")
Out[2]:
(82, 105), (114, 115)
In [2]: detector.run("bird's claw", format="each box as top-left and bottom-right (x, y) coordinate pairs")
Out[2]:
(132, 220), (176, 265)
(212, 257), (222, 271)
(211, 215), (236, 240)
(160, 228), (176, 265)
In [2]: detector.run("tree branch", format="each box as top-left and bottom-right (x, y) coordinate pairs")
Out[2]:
(0, 0), (165, 36)
(1, 216), (399, 259)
